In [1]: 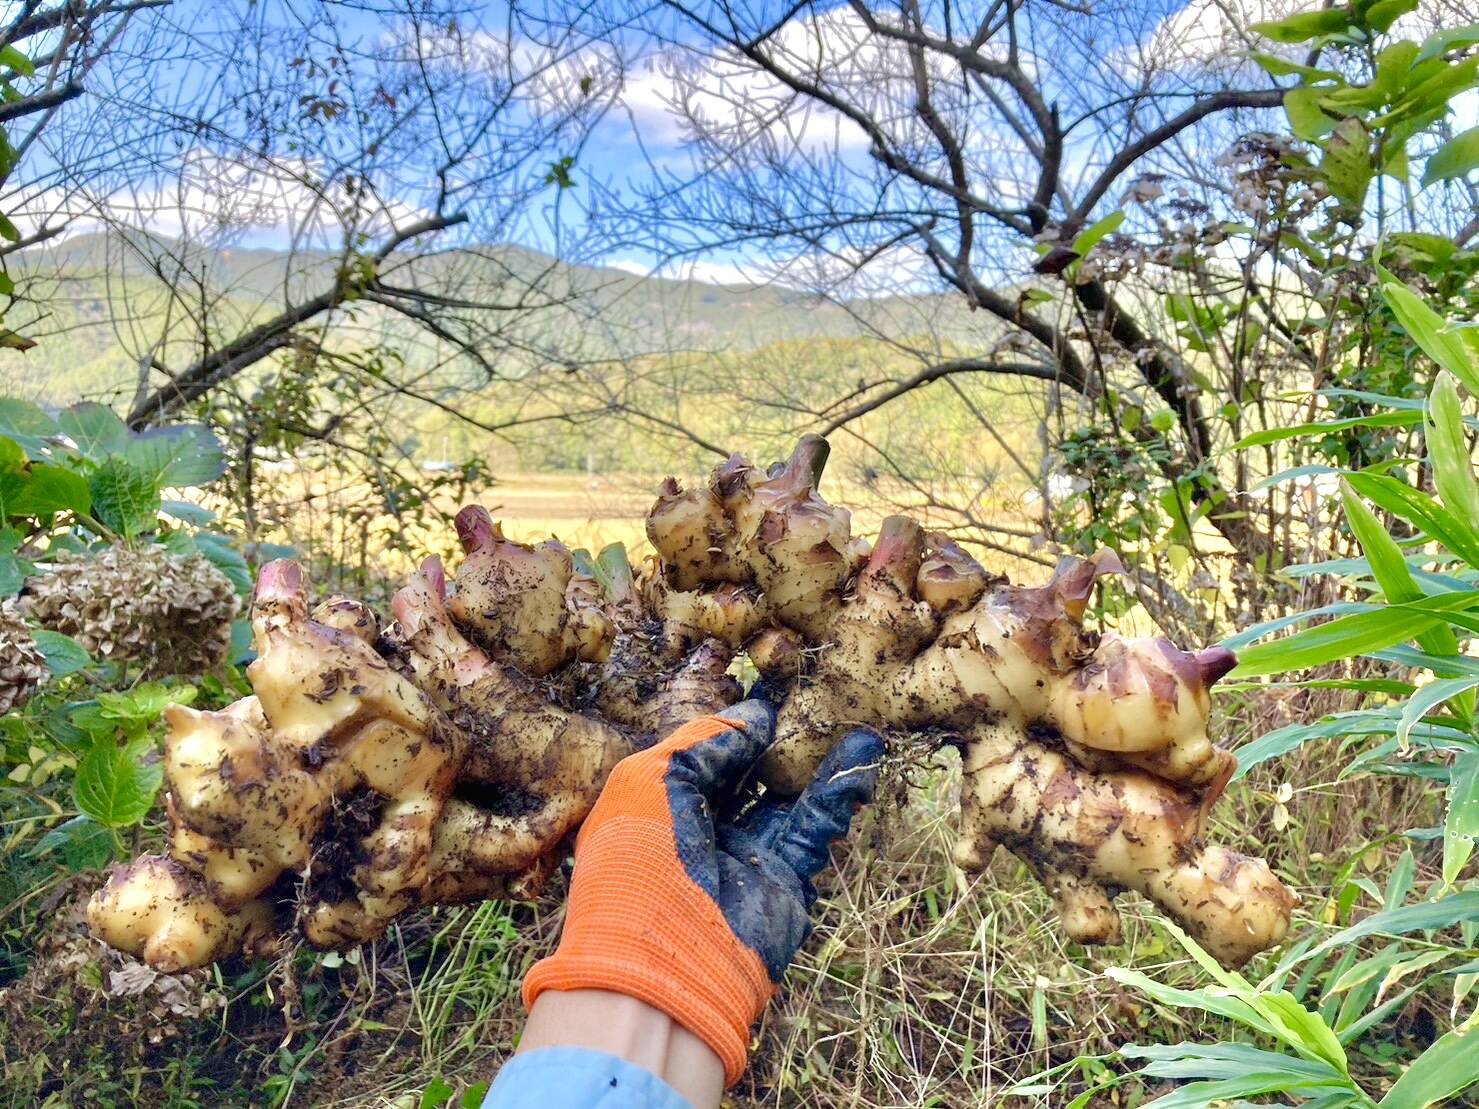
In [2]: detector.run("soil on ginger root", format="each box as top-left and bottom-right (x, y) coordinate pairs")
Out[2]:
(306, 788), (392, 907)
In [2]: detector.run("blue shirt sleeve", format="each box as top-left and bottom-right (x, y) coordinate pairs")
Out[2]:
(481, 1046), (694, 1109)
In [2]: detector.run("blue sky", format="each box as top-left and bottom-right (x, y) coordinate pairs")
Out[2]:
(13, 0), (1315, 285)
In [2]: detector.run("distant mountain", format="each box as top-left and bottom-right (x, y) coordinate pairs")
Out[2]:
(0, 232), (985, 409)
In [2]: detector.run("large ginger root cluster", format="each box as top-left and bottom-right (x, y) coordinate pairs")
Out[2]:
(89, 437), (1295, 971)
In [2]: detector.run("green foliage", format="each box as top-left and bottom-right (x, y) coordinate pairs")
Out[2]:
(0, 402), (246, 876)
(1252, 5), (1479, 211)
(0, 398), (225, 544)
(1126, 279), (1479, 1104)
(0, 36), (39, 350)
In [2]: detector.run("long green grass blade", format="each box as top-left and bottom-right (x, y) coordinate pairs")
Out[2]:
(1377, 1017), (1479, 1107)
(1425, 373), (1479, 529)
(1444, 750), (1479, 885)
(1120, 1041), (1340, 1081)
(1303, 892), (1479, 962)
(1341, 482), (1467, 719)
(1381, 280), (1479, 395)
(1345, 472), (1479, 568)
(1232, 591), (1479, 677)
(1234, 411), (1420, 449)
(1397, 677), (1479, 746)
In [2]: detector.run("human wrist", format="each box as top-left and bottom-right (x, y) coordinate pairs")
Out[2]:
(517, 988), (725, 1109)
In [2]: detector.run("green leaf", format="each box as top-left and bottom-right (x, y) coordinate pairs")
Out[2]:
(1397, 677), (1479, 747)
(1252, 9), (1351, 43)
(73, 734), (163, 828)
(1416, 22), (1479, 64)
(1231, 591), (1479, 677)
(1105, 966), (1276, 1035)
(1380, 280), (1479, 395)
(1339, 481), (1466, 716)
(1285, 86), (1338, 142)
(1304, 893), (1479, 962)
(1344, 472), (1479, 568)
(58, 402), (130, 461)
(0, 550), (23, 595)
(88, 457), (161, 538)
(1252, 53), (1341, 81)
(596, 541), (633, 601)
(1231, 710), (1398, 781)
(1377, 1017), (1479, 1106)
(1072, 210), (1125, 256)
(1234, 410), (1420, 448)
(1423, 126), (1479, 186)
(1362, 0), (1418, 34)
(12, 463), (91, 518)
(189, 532), (252, 596)
(1256, 991), (1351, 1075)
(1326, 943), (1407, 996)
(123, 424), (225, 488)
(0, 44), (34, 77)
(31, 630), (92, 676)
(1253, 463), (1342, 492)
(95, 682), (194, 724)
(1322, 117), (1373, 210)
(1374, 646), (1479, 678)
(1120, 1041), (1339, 1082)
(1116, 1074), (1344, 1108)
(1425, 373), (1479, 526)
(0, 399), (58, 459)
(1341, 482), (1420, 604)
(419, 1077), (454, 1109)
(1384, 57), (1479, 126)
(28, 814), (113, 870)
(1444, 750), (1479, 886)
(160, 499), (215, 526)
(1224, 603), (1373, 651)
(1377, 949), (1453, 1003)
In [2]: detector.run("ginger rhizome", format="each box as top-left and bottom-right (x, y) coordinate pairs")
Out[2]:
(90, 437), (1294, 971)
(644, 441), (1293, 967)
(90, 540), (732, 970)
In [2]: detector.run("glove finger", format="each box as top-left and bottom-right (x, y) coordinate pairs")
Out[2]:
(663, 698), (777, 803)
(746, 677), (785, 709)
(716, 853), (812, 982)
(769, 728), (883, 882)
(716, 821), (762, 860)
(738, 796), (791, 843)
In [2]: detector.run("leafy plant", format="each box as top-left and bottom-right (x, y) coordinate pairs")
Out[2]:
(1014, 909), (1478, 1107)
(0, 400), (248, 871)
(1070, 275), (1479, 1103)
(1231, 276), (1479, 884)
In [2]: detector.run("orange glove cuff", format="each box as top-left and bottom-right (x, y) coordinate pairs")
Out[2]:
(522, 716), (775, 1086)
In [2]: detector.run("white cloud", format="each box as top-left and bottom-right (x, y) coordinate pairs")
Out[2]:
(603, 235), (936, 294)
(11, 149), (430, 248)
(606, 257), (651, 276)
(532, 9), (933, 157)
(603, 254), (765, 285)
(1141, 0), (1313, 71)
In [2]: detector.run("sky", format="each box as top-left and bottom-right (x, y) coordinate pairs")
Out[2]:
(9, 0), (1453, 290)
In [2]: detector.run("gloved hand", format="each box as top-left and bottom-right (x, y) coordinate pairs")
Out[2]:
(522, 699), (882, 1086)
